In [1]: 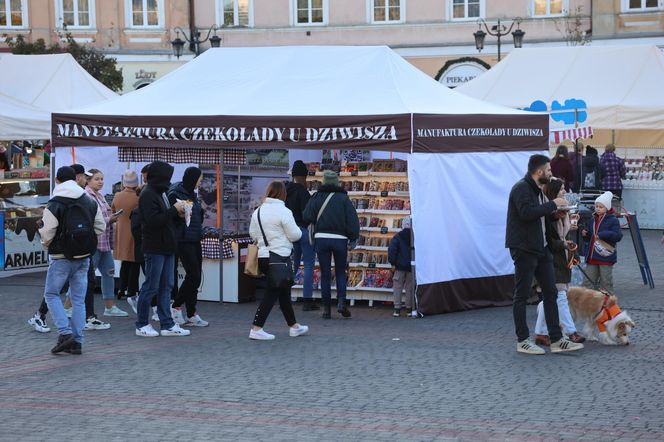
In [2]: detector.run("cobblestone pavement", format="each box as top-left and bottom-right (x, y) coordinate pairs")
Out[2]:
(1, 230), (663, 442)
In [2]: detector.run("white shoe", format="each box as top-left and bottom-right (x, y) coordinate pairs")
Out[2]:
(517, 339), (545, 355)
(135, 324), (159, 337)
(171, 307), (186, 325)
(151, 306), (159, 322)
(104, 305), (129, 317)
(84, 316), (111, 330)
(184, 314), (209, 327)
(551, 337), (584, 353)
(161, 323), (191, 337)
(249, 328), (275, 340)
(28, 313), (51, 333)
(289, 324), (309, 337)
(127, 296), (138, 314)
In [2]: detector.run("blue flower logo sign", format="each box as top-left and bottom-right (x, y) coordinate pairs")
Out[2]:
(521, 99), (588, 126)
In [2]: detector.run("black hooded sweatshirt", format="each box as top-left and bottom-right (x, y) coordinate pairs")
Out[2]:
(138, 160), (179, 255)
(285, 181), (311, 228)
(168, 167), (204, 243)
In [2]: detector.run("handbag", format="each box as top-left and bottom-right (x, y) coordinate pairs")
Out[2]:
(308, 193), (335, 245)
(256, 207), (294, 289)
(591, 214), (615, 258)
(244, 242), (262, 278)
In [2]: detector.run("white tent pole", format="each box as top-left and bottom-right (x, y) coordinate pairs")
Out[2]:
(218, 148), (224, 303)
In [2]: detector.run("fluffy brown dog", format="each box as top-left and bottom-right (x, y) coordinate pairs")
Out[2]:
(566, 287), (635, 345)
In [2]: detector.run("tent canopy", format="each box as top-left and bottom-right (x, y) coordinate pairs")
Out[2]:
(52, 46), (548, 153)
(0, 92), (50, 140)
(457, 45), (664, 146)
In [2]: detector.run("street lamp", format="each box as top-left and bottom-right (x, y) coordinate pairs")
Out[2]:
(171, 25), (222, 59)
(473, 18), (525, 62)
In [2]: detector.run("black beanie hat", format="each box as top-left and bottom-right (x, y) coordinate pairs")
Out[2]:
(56, 166), (76, 183)
(291, 160), (308, 177)
(182, 167), (202, 193)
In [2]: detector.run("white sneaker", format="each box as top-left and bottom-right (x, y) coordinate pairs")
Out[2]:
(249, 328), (275, 340)
(104, 305), (129, 317)
(64, 307), (72, 318)
(151, 306), (159, 322)
(135, 324), (159, 337)
(28, 313), (50, 333)
(171, 307), (186, 325)
(551, 337), (584, 353)
(517, 339), (546, 355)
(84, 316), (111, 330)
(127, 296), (138, 314)
(184, 314), (209, 327)
(161, 323), (191, 337)
(289, 324), (309, 337)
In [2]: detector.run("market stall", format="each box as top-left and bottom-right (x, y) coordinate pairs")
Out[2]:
(457, 45), (664, 228)
(52, 45), (549, 313)
(0, 53), (117, 272)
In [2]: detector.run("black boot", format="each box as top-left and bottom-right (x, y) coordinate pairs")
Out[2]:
(337, 301), (351, 318)
(322, 304), (331, 319)
(303, 298), (321, 311)
(51, 334), (74, 354)
(64, 342), (82, 355)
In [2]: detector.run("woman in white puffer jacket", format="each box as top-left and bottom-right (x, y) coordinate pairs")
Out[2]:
(248, 181), (309, 340)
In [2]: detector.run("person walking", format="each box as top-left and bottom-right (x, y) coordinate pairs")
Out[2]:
(285, 160), (317, 311)
(388, 217), (417, 318)
(168, 167), (208, 327)
(550, 145), (575, 191)
(39, 166), (105, 354)
(303, 170), (360, 319)
(112, 170), (141, 300)
(600, 144), (627, 199)
(581, 146), (602, 191)
(534, 178), (585, 345)
(86, 169), (128, 317)
(248, 181), (308, 340)
(505, 154), (584, 355)
(134, 160), (190, 337)
(581, 191), (623, 293)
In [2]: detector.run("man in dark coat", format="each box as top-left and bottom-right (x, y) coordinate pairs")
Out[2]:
(135, 161), (189, 338)
(506, 154), (584, 355)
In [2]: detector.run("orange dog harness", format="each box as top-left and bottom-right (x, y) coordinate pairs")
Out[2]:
(596, 294), (621, 332)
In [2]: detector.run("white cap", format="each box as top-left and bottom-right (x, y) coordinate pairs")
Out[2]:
(595, 191), (613, 209)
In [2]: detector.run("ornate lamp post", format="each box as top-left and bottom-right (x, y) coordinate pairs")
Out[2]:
(473, 18), (525, 62)
(171, 25), (222, 59)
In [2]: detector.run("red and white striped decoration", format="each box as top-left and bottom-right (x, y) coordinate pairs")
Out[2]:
(550, 126), (593, 144)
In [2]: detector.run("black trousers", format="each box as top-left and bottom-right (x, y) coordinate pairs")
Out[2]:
(40, 255), (96, 319)
(119, 261), (141, 295)
(172, 242), (202, 317)
(252, 258), (296, 328)
(510, 248), (562, 342)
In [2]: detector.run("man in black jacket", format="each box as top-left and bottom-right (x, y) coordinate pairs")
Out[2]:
(506, 154), (583, 354)
(286, 160), (317, 311)
(135, 161), (190, 338)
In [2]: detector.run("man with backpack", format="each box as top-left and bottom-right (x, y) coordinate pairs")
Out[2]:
(39, 166), (105, 355)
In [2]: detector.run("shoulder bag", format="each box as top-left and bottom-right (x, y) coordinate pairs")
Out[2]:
(591, 215), (615, 258)
(308, 193), (335, 246)
(257, 208), (294, 289)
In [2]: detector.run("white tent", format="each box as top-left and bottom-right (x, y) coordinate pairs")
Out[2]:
(457, 45), (664, 146)
(0, 92), (50, 140)
(53, 45), (550, 313)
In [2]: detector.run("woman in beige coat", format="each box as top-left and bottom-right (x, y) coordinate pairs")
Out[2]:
(112, 170), (140, 299)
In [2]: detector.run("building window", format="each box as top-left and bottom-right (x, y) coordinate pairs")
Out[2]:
(450, 0), (483, 21)
(57, 0), (95, 28)
(532, 0), (567, 17)
(622, 0), (663, 11)
(219, 0), (252, 27)
(128, 0), (162, 28)
(370, 0), (404, 23)
(0, 0), (27, 28)
(294, 0), (327, 26)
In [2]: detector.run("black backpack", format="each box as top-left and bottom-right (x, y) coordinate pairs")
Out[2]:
(54, 195), (98, 259)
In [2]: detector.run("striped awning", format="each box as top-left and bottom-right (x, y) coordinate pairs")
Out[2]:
(549, 126), (593, 144)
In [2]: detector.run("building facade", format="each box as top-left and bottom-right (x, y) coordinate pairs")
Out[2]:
(1, 1), (662, 92)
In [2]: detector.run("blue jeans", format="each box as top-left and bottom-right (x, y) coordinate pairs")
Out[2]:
(315, 238), (348, 306)
(136, 253), (175, 329)
(93, 250), (115, 300)
(293, 227), (315, 299)
(44, 258), (89, 344)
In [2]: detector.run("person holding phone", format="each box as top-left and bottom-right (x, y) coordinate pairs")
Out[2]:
(86, 168), (129, 317)
(112, 170), (141, 302)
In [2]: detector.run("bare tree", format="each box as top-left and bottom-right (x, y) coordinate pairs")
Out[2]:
(554, 6), (592, 46)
